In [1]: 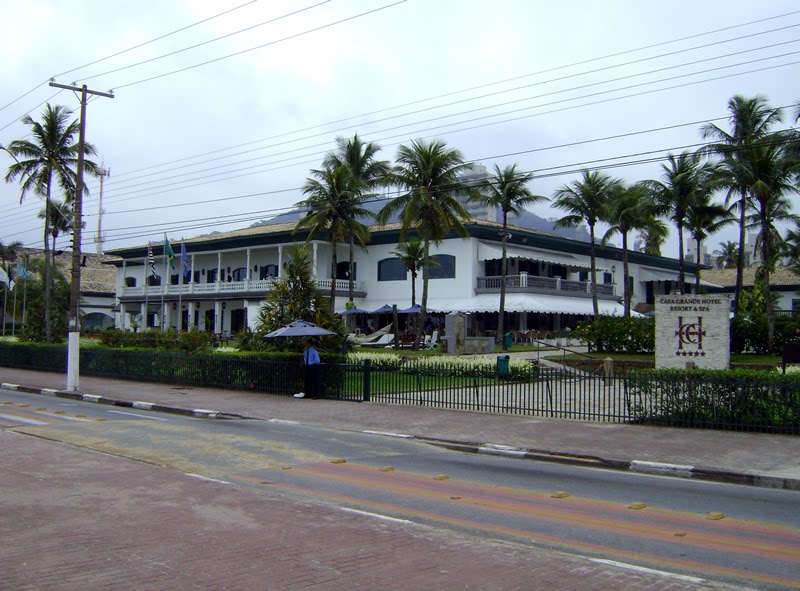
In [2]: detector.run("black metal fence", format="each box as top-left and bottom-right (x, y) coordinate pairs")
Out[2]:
(0, 344), (797, 433)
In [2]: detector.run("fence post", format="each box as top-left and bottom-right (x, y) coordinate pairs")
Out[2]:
(363, 358), (371, 402)
(603, 357), (614, 383)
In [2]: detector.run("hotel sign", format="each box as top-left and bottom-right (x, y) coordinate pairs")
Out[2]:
(655, 295), (730, 369)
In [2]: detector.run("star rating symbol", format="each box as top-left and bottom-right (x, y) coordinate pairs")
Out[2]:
(675, 350), (706, 357)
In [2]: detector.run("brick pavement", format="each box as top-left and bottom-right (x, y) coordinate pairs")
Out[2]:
(1, 430), (720, 591)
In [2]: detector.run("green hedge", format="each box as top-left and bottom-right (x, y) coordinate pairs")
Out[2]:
(626, 368), (800, 432)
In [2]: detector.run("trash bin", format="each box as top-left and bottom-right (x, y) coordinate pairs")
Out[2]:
(497, 354), (510, 377)
(503, 332), (513, 349)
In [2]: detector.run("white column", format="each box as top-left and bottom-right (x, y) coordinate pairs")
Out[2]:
(278, 245), (283, 278)
(140, 302), (146, 331)
(312, 242), (319, 278)
(217, 252), (223, 284)
(214, 301), (221, 333)
(246, 248), (251, 283)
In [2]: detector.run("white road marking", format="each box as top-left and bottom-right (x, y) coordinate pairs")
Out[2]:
(268, 419), (300, 425)
(589, 558), (705, 583)
(338, 507), (415, 525)
(108, 410), (168, 421)
(362, 430), (413, 438)
(185, 473), (230, 484)
(0, 413), (48, 426)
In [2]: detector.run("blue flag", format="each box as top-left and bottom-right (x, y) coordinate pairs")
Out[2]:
(16, 261), (30, 281)
(181, 242), (190, 280)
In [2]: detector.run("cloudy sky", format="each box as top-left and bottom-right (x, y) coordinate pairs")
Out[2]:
(1, 0), (798, 259)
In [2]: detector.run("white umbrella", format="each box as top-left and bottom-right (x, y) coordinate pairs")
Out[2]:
(264, 319), (337, 338)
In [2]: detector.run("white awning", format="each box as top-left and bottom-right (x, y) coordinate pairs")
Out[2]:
(639, 267), (721, 288)
(426, 293), (632, 316)
(477, 241), (593, 270)
(639, 267), (680, 282)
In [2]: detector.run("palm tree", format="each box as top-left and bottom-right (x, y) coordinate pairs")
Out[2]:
(713, 241), (739, 269)
(552, 170), (622, 318)
(602, 183), (657, 316)
(740, 138), (800, 350)
(392, 237), (425, 307)
(3, 104), (98, 341)
(685, 195), (733, 292)
(38, 200), (73, 253)
(475, 164), (547, 348)
(643, 151), (717, 295)
(295, 165), (372, 312)
(323, 134), (389, 303)
(636, 217), (669, 256)
(0, 240), (22, 265)
(377, 139), (476, 349)
(783, 223), (800, 274)
(702, 95), (784, 314)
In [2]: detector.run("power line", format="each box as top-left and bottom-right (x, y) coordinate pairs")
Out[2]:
(95, 54), (800, 202)
(101, 10), (800, 181)
(0, 0), (260, 115)
(79, 1), (331, 83)
(110, 1), (407, 91)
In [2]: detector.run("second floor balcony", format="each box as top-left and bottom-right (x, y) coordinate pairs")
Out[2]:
(120, 277), (367, 299)
(476, 273), (616, 298)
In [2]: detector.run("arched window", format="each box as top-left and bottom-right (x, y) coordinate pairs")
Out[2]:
(232, 267), (247, 281)
(378, 258), (406, 281)
(429, 254), (456, 279)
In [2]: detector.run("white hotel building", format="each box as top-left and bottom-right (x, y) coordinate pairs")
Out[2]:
(106, 206), (700, 338)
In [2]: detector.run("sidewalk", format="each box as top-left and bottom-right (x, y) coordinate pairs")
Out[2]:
(2, 367), (799, 490)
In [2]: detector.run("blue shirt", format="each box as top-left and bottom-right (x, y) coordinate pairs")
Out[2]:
(304, 347), (320, 365)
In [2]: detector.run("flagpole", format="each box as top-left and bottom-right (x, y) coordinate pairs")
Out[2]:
(144, 243), (150, 332)
(12, 279), (17, 337)
(2, 284), (6, 337)
(22, 258), (28, 329)
(161, 237), (167, 332)
(177, 245), (183, 332)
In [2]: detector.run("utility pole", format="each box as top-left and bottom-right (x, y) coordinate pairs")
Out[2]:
(49, 82), (113, 392)
(96, 165), (110, 254)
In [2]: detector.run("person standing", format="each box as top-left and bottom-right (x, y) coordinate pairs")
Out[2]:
(303, 338), (321, 399)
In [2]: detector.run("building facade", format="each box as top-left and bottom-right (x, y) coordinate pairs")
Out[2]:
(106, 218), (700, 337)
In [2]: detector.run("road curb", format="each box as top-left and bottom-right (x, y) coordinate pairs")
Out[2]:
(0, 382), (244, 420)
(422, 439), (800, 491)
(3, 381), (798, 490)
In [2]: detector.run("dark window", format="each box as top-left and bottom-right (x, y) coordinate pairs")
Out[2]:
(337, 261), (356, 281)
(207, 269), (218, 283)
(124, 277), (137, 287)
(170, 274), (179, 285)
(579, 271), (588, 282)
(429, 254), (456, 279)
(603, 272), (613, 284)
(147, 275), (161, 286)
(192, 271), (200, 284)
(378, 258), (406, 281)
(232, 267), (247, 281)
(260, 264), (278, 280)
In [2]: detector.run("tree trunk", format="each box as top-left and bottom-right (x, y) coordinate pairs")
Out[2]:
(589, 224), (599, 319)
(733, 189), (747, 315)
(43, 177), (52, 342)
(415, 239), (430, 350)
(677, 223), (686, 295)
(622, 231), (630, 317)
(695, 237), (702, 293)
(498, 213), (509, 350)
(329, 244), (337, 312)
(763, 209), (775, 354)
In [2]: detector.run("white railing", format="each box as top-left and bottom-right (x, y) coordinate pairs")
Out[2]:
(476, 274), (615, 297)
(121, 277), (364, 298)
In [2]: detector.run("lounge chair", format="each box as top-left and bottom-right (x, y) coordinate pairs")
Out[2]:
(347, 324), (392, 344)
(359, 333), (395, 348)
(424, 330), (440, 350)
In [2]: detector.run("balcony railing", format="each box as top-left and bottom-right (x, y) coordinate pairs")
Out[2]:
(121, 278), (365, 298)
(476, 274), (615, 297)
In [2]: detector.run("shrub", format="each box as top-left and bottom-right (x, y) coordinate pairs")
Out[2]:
(573, 316), (654, 353)
(626, 368), (800, 432)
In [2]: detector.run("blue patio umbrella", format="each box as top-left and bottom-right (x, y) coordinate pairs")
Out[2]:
(264, 319), (337, 338)
(340, 307), (369, 315)
(369, 304), (394, 314)
(397, 304), (421, 314)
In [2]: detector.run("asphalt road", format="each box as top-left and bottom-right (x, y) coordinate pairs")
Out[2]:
(4, 391), (799, 590)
